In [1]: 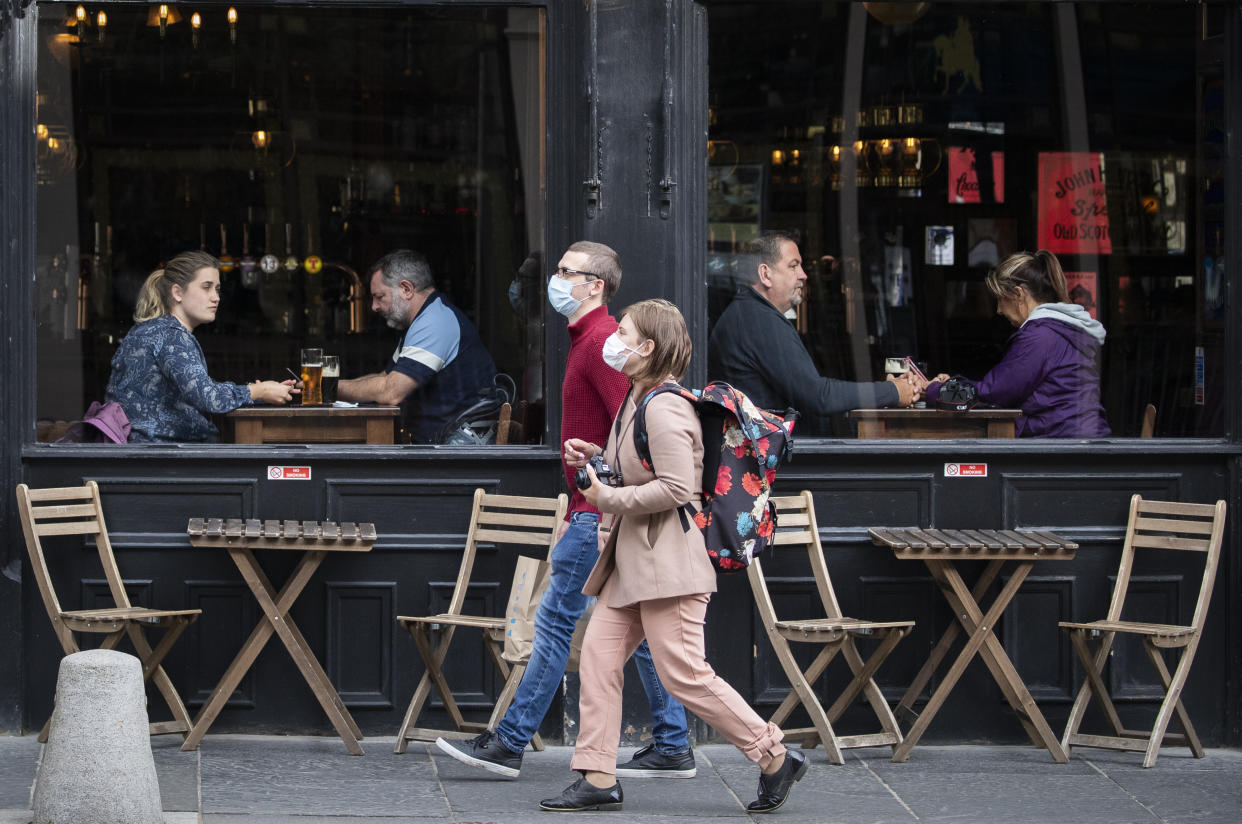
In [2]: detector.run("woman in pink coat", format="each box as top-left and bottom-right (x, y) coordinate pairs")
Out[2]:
(540, 298), (805, 814)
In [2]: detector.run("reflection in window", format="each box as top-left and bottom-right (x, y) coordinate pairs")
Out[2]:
(707, 2), (1222, 437)
(35, 4), (546, 443)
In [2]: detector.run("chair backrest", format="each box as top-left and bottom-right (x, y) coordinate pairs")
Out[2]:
(1106, 495), (1227, 629)
(16, 481), (133, 645)
(442, 489), (568, 617)
(748, 491), (845, 628)
(1140, 403), (1156, 438)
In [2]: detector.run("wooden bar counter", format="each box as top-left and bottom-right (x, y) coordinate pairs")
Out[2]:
(226, 406), (401, 445)
(850, 407), (1022, 439)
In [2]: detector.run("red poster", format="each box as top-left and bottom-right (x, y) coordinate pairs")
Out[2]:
(948, 147), (1004, 204)
(1037, 152), (1112, 254)
(1064, 271), (1098, 318)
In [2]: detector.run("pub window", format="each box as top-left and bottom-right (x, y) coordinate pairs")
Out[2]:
(706, 2), (1224, 438)
(34, 3), (547, 444)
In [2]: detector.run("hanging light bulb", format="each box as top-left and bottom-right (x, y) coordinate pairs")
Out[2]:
(74, 4), (86, 40)
(158, 4), (169, 39)
(228, 7), (238, 45)
(96, 10), (107, 43)
(251, 130), (269, 150)
(191, 12), (202, 48)
(36, 123), (49, 140)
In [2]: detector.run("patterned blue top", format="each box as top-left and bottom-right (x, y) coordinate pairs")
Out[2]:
(105, 314), (252, 443)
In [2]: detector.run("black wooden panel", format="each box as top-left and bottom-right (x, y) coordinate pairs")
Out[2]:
(325, 478), (501, 551)
(1000, 473), (1181, 533)
(425, 580), (501, 710)
(860, 576), (937, 701)
(185, 581), (257, 708)
(1113, 575), (1182, 700)
(776, 474), (934, 538)
(90, 476), (257, 548)
(751, 575), (820, 707)
(325, 582), (395, 709)
(81, 577), (152, 611)
(1001, 575), (1075, 703)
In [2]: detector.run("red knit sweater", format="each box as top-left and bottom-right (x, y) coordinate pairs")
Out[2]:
(561, 305), (630, 515)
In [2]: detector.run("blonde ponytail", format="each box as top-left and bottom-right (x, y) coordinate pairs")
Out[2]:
(986, 250), (1069, 306)
(133, 269), (169, 321)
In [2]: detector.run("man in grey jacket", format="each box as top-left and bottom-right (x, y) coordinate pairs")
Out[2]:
(708, 231), (917, 427)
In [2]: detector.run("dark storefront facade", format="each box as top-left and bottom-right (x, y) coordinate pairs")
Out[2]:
(2, 1), (1240, 750)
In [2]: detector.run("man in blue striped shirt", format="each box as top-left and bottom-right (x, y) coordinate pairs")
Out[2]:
(339, 250), (497, 443)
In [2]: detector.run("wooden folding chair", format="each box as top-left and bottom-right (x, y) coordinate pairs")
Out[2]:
(750, 491), (914, 764)
(394, 489), (567, 753)
(1060, 494), (1226, 767)
(16, 481), (201, 741)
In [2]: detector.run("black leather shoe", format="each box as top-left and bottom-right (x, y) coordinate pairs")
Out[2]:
(746, 749), (806, 813)
(539, 777), (624, 812)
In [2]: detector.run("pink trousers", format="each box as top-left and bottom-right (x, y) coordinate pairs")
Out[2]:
(570, 580), (785, 775)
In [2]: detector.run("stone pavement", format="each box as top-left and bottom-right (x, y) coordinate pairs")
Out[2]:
(1, 733), (1240, 823)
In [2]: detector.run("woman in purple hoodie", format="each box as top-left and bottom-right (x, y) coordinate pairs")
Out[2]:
(924, 250), (1111, 438)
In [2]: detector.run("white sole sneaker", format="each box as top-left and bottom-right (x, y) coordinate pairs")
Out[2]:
(434, 736), (521, 778)
(614, 766), (697, 779)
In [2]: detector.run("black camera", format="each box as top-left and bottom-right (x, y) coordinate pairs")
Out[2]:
(574, 455), (621, 490)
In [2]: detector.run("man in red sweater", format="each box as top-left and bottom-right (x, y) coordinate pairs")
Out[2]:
(438, 242), (695, 781)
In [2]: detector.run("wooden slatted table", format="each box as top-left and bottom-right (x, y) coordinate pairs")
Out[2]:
(868, 526), (1078, 762)
(183, 517), (377, 755)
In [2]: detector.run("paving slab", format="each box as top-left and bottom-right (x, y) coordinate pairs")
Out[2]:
(200, 735), (448, 818)
(0, 737), (39, 810)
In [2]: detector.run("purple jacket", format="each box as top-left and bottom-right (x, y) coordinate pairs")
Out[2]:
(927, 303), (1111, 438)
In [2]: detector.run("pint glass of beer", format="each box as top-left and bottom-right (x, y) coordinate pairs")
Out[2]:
(322, 355), (339, 404)
(300, 348), (324, 405)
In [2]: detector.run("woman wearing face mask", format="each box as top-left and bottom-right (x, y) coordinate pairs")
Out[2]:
(921, 250), (1111, 437)
(542, 299), (805, 814)
(105, 250), (297, 443)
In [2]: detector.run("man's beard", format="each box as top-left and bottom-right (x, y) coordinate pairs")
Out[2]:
(383, 296), (410, 329)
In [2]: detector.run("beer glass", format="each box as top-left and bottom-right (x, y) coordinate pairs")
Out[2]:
(300, 348), (323, 405)
(322, 355), (339, 405)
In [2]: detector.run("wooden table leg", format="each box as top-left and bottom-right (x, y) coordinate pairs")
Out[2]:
(182, 548), (329, 752)
(230, 548), (365, 755)
(895, 559), (1005, 723)
(930, 560), (1069, 763)
(891, 560), (1047, 762)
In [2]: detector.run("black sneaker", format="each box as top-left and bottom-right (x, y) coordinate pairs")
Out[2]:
(614, 743), (697, 779)
(435, 731), (523, 778)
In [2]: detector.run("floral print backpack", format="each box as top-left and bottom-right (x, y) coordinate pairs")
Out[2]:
(631, 381), (797, 573)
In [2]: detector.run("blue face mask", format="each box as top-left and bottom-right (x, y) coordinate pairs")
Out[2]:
(547, 276), (583, 318)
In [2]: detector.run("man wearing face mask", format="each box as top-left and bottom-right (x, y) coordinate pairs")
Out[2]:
(438, 242), (696, 780)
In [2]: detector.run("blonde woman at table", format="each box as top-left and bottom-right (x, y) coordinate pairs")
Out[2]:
(920, 250), (1111, 438)
(540, 298), (805, 814)
(105, 250), (297, 443)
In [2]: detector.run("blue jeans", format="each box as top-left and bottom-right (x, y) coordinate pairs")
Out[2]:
(495, 511), (690, 755)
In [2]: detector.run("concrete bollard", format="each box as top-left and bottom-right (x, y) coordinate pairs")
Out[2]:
(33, 649), (163, 824)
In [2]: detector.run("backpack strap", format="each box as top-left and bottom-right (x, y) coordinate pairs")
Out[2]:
(631, 381), (699, 472)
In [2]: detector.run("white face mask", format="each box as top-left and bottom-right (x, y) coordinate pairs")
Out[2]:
(547, 276), (584, 318)
(602, 331), (643, 372)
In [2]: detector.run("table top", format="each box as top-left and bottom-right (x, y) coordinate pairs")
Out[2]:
(850, 408), (1022, 421)
(869, 527), (1077, 560)
(227, 406), (400, 419)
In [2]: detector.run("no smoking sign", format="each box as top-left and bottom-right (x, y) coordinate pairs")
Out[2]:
(268, 465), (311, 480)
(944, 463), (987, 478)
